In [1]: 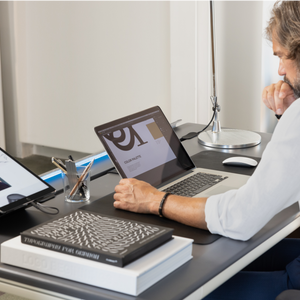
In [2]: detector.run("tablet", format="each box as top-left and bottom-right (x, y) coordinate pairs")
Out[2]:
(0, 148), (55, 216)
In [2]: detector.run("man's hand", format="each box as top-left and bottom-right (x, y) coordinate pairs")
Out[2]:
(262, 80), (296, 115)
(114, 178), (208, 230)
(114, 178), (164, 215)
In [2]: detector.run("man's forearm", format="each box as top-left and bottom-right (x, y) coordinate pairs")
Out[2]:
(151, 193), (208, 230)
(114, 178), (208, 230)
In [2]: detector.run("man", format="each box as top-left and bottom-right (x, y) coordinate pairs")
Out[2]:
(114, 1), (300, 299)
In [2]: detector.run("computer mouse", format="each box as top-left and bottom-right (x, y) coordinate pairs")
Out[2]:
(222, 157), (258, 168)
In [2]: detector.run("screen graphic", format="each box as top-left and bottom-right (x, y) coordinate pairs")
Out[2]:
(103, 118), (176, 178)
(0, 150), (49, 208)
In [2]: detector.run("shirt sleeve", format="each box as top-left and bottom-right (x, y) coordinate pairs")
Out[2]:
(205, 100), (300, 241)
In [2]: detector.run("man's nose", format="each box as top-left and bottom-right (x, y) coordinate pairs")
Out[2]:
(278, 60), (286, 76)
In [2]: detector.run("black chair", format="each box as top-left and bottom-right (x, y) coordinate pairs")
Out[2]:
(276, 290), (300, 300)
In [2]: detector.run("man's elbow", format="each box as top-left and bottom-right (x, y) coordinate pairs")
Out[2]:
(221, 226), (258, 241)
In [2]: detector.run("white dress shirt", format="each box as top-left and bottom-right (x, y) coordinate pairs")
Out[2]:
(205, 99), (300, 241)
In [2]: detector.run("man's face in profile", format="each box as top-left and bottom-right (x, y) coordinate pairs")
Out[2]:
(273, 38), (300, 98)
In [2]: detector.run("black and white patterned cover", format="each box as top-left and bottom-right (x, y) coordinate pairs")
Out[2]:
(21, 209), (173, 267)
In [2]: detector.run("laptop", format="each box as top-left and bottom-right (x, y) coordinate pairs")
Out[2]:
(0, 148), (55, 216)
(94, 106), (250, 198)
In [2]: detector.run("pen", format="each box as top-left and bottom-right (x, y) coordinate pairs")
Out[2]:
(66, 155), (87, 196)
(51, 157), (67, 174)
(69, 159), (94, 198)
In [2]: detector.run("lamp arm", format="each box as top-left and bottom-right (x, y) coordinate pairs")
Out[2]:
(210, 0), (217, 99)
(210, 1), (221, 133)
(198, 1), (261, 148)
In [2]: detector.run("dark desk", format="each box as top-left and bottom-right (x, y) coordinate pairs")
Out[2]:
(0, 123), (299, 300)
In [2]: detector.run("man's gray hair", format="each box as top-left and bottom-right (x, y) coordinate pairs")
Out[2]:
(265, 1), (300, 64)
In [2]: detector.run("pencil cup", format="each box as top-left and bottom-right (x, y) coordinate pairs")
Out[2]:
(62, 166), (91, 203)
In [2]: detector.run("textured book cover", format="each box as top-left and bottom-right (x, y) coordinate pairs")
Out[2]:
(21, 209), (173, 267)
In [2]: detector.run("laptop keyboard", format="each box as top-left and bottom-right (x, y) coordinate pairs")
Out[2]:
(162, 172), (228, 197)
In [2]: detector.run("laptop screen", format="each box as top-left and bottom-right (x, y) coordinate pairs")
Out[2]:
(0, 148), (55, 215)
(94, 106), (195, 187)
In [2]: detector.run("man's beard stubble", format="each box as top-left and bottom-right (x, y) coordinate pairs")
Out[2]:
(284, 75), (300, 98)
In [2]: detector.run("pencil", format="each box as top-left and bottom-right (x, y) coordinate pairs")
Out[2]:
(69, 159), (94, 198)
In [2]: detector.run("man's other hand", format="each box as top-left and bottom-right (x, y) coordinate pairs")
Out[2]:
(262, 80), (296, 116)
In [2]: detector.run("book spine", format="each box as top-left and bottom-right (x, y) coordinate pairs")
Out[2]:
(21, 235), (123, 267)
(1, 242), (137, 295)
(1, 236), (193, 296)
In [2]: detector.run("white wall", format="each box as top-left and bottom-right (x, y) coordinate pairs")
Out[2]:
(0, 1), (275, 158)
(0, 48), (5, 149)
(171, 1), (264, 132)
(0, 1), (171, 157)
(170, 1), (211, 125)
(0, 2), (21, 155)
(214, 1), (263, 132)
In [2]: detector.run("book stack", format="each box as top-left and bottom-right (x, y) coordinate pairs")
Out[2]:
(1, 210), (193, 296)
(20, 209), (174, 267)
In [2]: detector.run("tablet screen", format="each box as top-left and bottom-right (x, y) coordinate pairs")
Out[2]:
(0, 148), (55, 214)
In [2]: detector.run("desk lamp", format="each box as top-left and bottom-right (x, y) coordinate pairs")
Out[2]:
(198, 1), (261, 149)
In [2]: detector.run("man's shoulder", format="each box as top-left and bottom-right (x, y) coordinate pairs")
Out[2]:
(281, 98), (300, 121)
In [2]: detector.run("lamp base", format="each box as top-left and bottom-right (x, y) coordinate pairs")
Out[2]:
(198, 129), (261, 149)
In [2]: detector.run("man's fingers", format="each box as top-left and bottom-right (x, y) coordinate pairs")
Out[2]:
(115, 185), (133, 196)
(262, 88), (272, 110)
(278, 82), (292, 98)
(115, 178), (134, 191)
(113, 198), (129, 210)
(113, 192), (136, 212)
(274, 81), (288, 115)
(118, 178), (131, 185)
(266, 84), (276, 112)
(262, 81), (295, 114)
(113, 190), (131, 204)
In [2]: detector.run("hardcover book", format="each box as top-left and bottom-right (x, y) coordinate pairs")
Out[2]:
(20, 209), (173, 267)
(1, 235), (193, 296)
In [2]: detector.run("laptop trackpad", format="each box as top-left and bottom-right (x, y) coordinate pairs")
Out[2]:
(203, 185), (236, 197)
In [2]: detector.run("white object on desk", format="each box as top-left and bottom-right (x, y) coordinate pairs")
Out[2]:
(222, 156), (258, 167)
(1, 235), (193, 296)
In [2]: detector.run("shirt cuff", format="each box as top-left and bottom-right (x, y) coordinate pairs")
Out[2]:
(205, 194), (226, 236)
